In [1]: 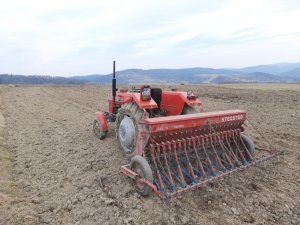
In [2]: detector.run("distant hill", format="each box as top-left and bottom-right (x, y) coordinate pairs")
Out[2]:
(0, 74), (85, 84)
(278, 67), (300, 82)
(1, 62), (300, 84)
(72, 68), (283, 84)
(237, 62), (300, 75)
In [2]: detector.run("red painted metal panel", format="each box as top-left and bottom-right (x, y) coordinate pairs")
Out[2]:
(160, 91), (186, 115)
(160, 91), (202, 116)
(141, 110), (246, 134)
(108, 90), (202, 113)
(108, 92), (158, 110)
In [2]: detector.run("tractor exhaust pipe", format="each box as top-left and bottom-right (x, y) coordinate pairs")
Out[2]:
(112, 61), (117, 112)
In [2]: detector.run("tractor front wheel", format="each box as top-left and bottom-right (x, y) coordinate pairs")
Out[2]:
(93, 119), (107, 140)
(130, 156), (153, 196)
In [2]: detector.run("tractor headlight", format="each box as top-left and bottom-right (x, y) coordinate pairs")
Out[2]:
(140, 85), (151, 101)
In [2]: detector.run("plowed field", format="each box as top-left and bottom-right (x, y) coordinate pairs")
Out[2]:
(0, 84), (299, 225)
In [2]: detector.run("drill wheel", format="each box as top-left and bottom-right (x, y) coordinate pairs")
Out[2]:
(241, 134), (255, 160)
(130, 156), (153, 196)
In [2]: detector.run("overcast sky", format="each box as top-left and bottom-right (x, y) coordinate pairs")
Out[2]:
(1, 0), (300, 76)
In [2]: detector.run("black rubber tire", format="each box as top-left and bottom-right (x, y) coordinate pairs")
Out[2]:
(130, 155), (153, 196)
(93, 119), (107, 140)
(115, 102), (144, 157)
(241, 134), (255, 159)
(182, 104), (198, 114)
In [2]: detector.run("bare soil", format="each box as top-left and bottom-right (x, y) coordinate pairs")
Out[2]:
(0, 84), (299, 225)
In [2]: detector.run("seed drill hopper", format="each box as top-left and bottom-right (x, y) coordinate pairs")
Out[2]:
(93, 61), (282, 198)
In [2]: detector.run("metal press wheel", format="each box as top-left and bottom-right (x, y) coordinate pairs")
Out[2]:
(241, 134), (255, 160)
(130, 155), (153, 196)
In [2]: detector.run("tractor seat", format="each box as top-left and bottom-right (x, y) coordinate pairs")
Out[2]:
(151, 88), (162, 108)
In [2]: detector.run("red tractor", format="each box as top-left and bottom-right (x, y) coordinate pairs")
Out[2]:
(93, 62), (281, 198)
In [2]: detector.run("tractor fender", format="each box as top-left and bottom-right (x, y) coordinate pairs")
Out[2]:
(95, 112), (108, 132)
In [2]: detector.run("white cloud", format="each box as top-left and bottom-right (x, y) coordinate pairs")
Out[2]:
(0, 0), (299, 75)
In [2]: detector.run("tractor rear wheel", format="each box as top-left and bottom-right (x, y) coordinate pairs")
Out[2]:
(241, 134), (255, 159)
(130, 155), (153, 196)
(115, 102), (144, 157)
(93, 119), (107, 140)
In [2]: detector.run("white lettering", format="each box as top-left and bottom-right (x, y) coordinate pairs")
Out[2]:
(221, 115), (244, 122)
(174, 124), (184, 129)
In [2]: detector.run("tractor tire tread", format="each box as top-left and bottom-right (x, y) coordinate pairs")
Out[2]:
(93, 119), (107, 140)
(182, 104), (198, 114)
(115, 102), (144, 157)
